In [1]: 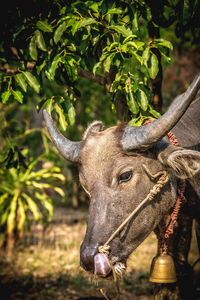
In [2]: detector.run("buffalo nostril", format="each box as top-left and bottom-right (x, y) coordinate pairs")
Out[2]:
(80, 245), (98, 271)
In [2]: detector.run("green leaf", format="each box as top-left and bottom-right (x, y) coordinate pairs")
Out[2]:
(104, 53), (115, 72)
(128, 118), (138, 126)
(43, 173), (65, 181)
(21, 156), (42, 182)
(138, 89), (148, 111)
(23, 71), (40, 93)
(45, 98), (54, 114)
(132, 9), (138, 31)
(149, 105), (161, 119)
(42, 197), (53, 218)
(35, 192), (53, 218)
(159, 49), (171, 63)
(127, 40), (144, 50)
(22, 193), (40, 221)
(148, 53), (159, 79)
(35, 30), (47, 51)
(107, 42), (119, 51)
(36, 20), (53, 33)
(134, 119), (143, 126)
(68, 104), (76, 126)
(109, 25), (132, 37)
(142, 47), (150, 65)
(88, 2), (99, 12)
(130, 50), (142, 64)
(27, 167), (61, 180)
(17, 198), (26, 230)
(45, 53), (60, 80)
(123, 35), (137, 44)
(106, 8), (123, 15)
(54, 187), (65, 197)
(93, 61), (101, 75)
(55, 103), (68, 131)
(62, 96), (76, 126)
(36, 60), (46, 74)
(132, 82), (138, 93)
(29, 35), (38, 60)
(1, 90), (11, 103)
(126, 91), (139, 114)
(154, 38), (173, 50)
(28, 181), (52, 189)
(12, 90), (23, 104)
(79, 18), (97, 28)
(0, 194), (8, 207)
(72, 21), (80, 36)
(7, 191), (19, 233)
(15, 73), (27, 92)
(0, 184), (12, 193)
(63, 56), (78, 81)
(7, 209), (16, 233)
(0, 207), (10, 226)
(54, 21), (67, 44)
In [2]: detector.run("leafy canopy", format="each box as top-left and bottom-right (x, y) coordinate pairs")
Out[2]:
(0, 0), (199, 126)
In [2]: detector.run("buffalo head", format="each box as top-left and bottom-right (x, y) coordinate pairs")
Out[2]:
(43, 73), (200, 278)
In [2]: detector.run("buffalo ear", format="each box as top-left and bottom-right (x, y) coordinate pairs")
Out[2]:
(83, 121), (104, 140)
(158, 145), (200, 179)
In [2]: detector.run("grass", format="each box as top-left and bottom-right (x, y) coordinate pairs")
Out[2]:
(0, 210), (199, 300)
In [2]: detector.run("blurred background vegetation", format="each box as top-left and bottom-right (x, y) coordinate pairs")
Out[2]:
(0, 0), (200, 299)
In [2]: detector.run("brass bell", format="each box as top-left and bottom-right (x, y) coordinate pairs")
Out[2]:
(149, 253), (177, 283)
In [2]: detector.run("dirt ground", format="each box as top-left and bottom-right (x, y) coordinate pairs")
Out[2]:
(0, 208), (199, 300)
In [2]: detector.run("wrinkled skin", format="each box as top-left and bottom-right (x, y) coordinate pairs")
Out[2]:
(79, 123), (200, 274)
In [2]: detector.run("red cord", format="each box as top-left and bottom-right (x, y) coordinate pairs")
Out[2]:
(143, 120), (186, 251)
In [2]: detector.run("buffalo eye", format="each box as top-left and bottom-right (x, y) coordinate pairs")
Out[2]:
(118, 171), (133, 184)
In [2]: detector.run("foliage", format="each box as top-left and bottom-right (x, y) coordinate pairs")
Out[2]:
(1, 0), (199, 126)
(0, 103), (65, 246)
(0, 1), (179, 124)
(0, 149), (65, 246)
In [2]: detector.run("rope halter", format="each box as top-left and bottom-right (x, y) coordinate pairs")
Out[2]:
(97, 168), (169, 300)
(98, 168), (169, 256)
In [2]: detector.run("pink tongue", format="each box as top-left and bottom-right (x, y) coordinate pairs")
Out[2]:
(94, 253), (112, 277)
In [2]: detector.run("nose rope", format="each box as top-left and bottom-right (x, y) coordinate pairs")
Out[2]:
(98, 168), (169, 256)
(98, 168), (169, 300)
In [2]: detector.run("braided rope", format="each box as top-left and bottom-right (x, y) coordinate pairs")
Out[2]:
(98, 120), (186, 298)
(164, 180), (186, 239)
(98, 168), (169, 300)
(98, 169), (169, 255)
(144, 119), (186, 251)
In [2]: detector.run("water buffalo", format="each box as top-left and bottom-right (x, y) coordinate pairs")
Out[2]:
(43, 73), (200, 283)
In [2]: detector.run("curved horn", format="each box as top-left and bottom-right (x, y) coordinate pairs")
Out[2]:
(43, 110), (82, 163)
(121, 72), (200, 151)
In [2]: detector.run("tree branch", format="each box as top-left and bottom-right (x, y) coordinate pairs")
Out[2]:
(0, 62), (35, 75)
(77, 67), (106, 87)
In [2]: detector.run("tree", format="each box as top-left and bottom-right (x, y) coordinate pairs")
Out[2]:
(0, 0), (169, 123)
(1, 0), (199, 119)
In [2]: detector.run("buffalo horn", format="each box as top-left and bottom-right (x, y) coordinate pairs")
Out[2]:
(121, 72), (200, 151)
(43, 109), (82, 163)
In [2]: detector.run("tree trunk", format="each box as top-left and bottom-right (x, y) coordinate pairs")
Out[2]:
(6, 232), (15, 259)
